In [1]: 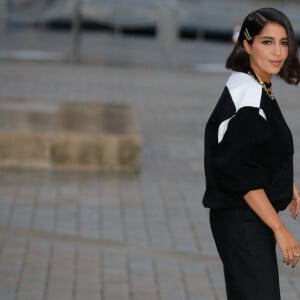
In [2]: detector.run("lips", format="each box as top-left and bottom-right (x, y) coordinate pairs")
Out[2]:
(269, 60), (282, 67)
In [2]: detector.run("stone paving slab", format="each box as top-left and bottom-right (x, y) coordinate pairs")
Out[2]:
(0, 58), (299, 300)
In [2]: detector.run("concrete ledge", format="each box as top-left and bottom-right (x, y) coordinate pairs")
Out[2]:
(0, 100), (140, 172)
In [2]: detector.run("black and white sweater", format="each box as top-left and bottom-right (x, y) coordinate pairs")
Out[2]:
(203, 71), (294, 210)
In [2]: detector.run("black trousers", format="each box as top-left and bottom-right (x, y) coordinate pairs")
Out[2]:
(210, 205), (281, 300)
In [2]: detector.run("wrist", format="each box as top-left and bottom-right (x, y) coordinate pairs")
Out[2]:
(271, 220), (285, 233)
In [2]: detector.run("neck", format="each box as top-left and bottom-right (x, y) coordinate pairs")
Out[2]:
(247, 70), (276, 100)
(250, 66), (271, 83)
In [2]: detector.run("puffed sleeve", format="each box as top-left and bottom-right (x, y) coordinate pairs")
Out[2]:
(214, 106), (274, 195)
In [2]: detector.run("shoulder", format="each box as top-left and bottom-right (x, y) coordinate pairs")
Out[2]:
(226, 71), (262, 111)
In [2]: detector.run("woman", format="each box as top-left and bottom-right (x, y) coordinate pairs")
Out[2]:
(203, 7), (300, 300)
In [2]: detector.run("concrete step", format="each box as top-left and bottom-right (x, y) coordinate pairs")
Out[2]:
(0, 100), (140, 172)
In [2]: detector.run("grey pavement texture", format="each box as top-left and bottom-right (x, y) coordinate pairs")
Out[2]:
(0, 41), (300, 300)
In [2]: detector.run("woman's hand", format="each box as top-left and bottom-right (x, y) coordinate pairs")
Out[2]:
(274, 224), (300, 268)
(289, 183), (300, 219)
(244, 188), (300, 268)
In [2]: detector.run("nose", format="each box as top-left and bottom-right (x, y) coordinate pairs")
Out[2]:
(273, 43), (282, 56)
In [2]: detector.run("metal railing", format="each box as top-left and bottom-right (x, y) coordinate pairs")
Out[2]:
(0, 0), (179, 65)
(0, 0), (296, 65)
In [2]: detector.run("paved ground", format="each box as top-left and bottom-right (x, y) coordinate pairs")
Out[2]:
(0, 41), (300, 300)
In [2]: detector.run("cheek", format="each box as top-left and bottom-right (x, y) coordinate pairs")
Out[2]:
(250, 50), (266, 65)
(251, 45), (267, 59)
(283, 48), (289, 60)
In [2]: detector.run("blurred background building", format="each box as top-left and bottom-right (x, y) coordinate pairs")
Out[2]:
(0, 0), (299, 66)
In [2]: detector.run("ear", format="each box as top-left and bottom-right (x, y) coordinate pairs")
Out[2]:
(243, 39), (252, 54)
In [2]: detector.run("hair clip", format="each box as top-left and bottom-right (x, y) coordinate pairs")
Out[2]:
(244, 28), (252, 41)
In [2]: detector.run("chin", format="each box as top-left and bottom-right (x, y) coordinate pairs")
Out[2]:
(267, 67), (282, 76)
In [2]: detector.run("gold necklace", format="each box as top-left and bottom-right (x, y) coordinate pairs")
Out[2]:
(247, 71), (276, 100)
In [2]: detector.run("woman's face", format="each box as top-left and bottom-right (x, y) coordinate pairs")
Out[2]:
(243, 22), (289, 82)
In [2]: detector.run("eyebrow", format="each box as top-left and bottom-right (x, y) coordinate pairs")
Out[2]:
(260, 36), (288, 40)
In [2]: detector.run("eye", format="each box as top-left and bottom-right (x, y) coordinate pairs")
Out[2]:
(281, 40), (289, 46)
(262, 40), (272, 45)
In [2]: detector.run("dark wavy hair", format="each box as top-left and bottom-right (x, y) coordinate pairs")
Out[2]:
(226, 7), (300, 84)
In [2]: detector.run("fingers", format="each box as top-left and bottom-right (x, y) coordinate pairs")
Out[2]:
(290, 252), (300, 268)
(289, 197), (300, 219)
(292, 253), (300, 268)
(291, 183), (300, 219)
(283, 250), (300, 268)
